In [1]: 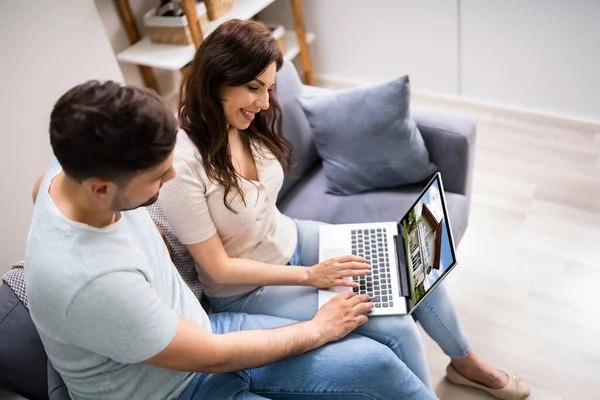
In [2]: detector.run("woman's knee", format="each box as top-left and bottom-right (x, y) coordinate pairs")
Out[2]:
(349, 338), (430, 397)
(362, 315), (421, 343)
(295, 219), (328, 266)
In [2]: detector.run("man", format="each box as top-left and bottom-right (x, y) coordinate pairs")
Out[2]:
(25, 81), (434, 400)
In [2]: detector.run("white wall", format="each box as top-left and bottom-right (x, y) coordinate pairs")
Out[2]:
(262, 0), (600, 122)
(261, 0), (459, 93)
(97, 0), (600, 122)
(460, 0), (600, 121)
(0, 1), (124, 274)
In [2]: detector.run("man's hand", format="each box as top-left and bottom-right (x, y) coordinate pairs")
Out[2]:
(306, 256), (370, 289)
(310, 292), (373, 343)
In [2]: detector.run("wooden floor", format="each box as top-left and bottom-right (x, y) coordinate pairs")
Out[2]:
(412, 102), (600, 400)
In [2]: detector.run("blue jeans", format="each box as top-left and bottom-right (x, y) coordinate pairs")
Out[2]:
(209, 220), (470, 390)
(177, 312), (435, 400)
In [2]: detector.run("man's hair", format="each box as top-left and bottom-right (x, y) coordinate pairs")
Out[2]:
(49, 80), (178, 184)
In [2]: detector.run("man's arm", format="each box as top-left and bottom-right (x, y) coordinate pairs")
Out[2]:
(145, 292), (372, 373)
(32, 172), (45, 204)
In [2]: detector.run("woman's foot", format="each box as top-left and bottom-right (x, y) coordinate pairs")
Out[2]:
(446, 353), (530, 400)
(450, 352), (508, 389)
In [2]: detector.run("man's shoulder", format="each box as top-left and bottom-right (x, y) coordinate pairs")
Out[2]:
(25, 207), (155, 296)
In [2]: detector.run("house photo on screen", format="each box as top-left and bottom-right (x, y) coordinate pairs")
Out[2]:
(403, 180), (454, 304)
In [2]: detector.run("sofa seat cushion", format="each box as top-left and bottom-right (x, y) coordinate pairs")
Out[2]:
(278, 165), (469, 244)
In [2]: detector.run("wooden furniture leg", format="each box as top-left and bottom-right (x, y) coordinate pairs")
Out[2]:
(290, 0), (314, 85)
(115, 0), (159, 92)
(181, 0), (203, 48)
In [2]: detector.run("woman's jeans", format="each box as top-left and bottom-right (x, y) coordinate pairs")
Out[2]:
(177, 312), (436, 400)
(208, 219), (471, 392)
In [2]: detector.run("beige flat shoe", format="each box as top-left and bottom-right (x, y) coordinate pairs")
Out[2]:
(445, 364), (531, 400)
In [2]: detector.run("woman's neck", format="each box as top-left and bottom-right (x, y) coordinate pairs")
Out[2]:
(227, 125), (239, 139)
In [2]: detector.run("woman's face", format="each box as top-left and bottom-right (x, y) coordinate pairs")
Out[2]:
(220, 62), (277, 131)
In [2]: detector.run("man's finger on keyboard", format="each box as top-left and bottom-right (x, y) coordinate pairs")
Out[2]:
(335, 291), (356, 300)
(353, 301), (375, 315)
(347, 293), (371, 307)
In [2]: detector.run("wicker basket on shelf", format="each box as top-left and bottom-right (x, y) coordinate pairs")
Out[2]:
(144, 2), (210, 45)
(204, 0), (233, 21)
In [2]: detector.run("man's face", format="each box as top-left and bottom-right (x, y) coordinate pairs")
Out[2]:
(110, 152), (176, 212)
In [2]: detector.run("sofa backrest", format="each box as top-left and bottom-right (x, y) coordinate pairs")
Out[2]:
(147, 202), (204, 301)
(275, 61), (321, 201)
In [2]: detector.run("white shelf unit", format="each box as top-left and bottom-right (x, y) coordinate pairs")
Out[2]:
(117, 0), (315, 71)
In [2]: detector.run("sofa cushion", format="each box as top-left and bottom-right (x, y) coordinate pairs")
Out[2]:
(278, 165), (469, 244)
(146, 202), (203, 300)
(2, 262), (27, 307)
(275, 61), (321, 200)
(0, 281), (49, 400)
(296, 76), (437, 195)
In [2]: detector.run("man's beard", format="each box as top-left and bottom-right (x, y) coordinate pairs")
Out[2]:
(111, 192), (160, 212)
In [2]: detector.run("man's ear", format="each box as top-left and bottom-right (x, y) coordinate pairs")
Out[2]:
(84, 178), (116, 202)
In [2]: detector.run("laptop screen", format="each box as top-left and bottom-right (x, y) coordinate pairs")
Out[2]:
(400, 174), (457, 307)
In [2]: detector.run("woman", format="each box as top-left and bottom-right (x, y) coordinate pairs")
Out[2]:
(160, 19), (529, 400)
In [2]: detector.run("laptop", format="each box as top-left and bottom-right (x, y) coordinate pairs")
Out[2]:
(317, 172), (458, 315)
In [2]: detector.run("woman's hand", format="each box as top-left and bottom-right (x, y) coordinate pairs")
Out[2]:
(306, 256), (371, 289)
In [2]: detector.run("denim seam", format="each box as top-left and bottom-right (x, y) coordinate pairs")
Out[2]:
(421, 298), (469, 358)
(236, 370), (251, 384)
(253, 389), (379, 399)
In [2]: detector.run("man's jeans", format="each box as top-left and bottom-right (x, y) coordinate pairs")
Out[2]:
(177, 312), (436, 400)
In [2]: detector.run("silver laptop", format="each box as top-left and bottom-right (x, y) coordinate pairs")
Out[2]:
(317, 172), (458, 315)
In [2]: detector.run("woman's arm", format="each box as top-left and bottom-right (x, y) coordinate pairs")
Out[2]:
(186, 234), (370, 289)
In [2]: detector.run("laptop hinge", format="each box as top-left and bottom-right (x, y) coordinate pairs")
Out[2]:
(394, 226), (410, 298)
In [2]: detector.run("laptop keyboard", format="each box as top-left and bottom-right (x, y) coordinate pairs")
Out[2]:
(350, 228), (394, 309)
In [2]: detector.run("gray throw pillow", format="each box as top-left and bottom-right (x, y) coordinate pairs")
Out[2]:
(295, 76), (437, 195)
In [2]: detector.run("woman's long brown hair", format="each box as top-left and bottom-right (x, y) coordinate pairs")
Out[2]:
(179, 19), (293, 212)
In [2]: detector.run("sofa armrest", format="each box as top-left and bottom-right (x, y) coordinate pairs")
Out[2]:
(412, 108), (477, 201)
(47, 361), (70, 400)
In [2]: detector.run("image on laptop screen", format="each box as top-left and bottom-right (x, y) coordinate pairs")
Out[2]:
(401, 177), (456, 305)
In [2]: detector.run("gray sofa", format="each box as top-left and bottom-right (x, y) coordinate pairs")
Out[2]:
(275, 61), (476, 245)
(0, 61), (476, 400)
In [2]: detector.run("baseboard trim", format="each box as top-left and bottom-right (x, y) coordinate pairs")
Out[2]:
(313, 74), (600, 133)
